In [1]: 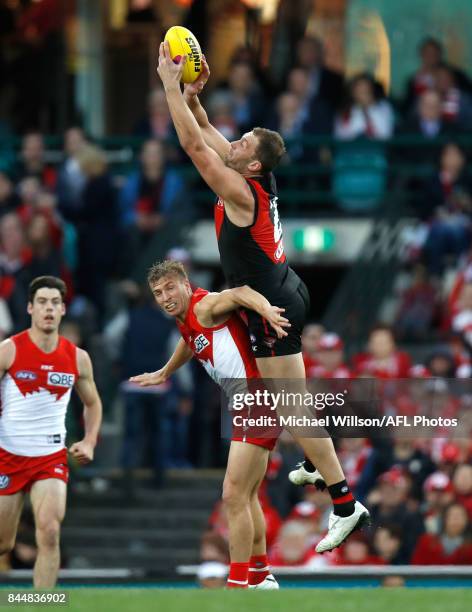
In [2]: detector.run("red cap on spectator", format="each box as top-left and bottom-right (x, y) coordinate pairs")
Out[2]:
(318, 333), (343, 351)
(408, 364), (431, 378)
(441, 443), (461, 463)
(378, 467), (408, 487)
(423, 472), (453, 493)
(288, 501), (320, 521)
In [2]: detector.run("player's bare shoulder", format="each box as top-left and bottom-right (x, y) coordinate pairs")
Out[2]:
(75, 347), (93, 380)
(0, 338), (16, 375)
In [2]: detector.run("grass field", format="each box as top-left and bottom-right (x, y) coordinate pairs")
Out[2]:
(1, 588), (470, 612)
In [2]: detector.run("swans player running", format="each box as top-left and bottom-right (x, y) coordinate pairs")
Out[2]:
(0, 276), (102, 588)
(131, 260), (287, 589)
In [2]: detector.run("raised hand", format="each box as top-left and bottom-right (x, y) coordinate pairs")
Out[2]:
(183, 56), (210, 98)
(157, 40), (185, 90)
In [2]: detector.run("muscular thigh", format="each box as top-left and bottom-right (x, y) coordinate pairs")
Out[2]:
(224, 441), (269, 495)
(30, 480), (67, 528)
(0, 493), (24, 541)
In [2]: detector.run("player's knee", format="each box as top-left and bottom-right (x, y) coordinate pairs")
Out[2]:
(0, 537), (15, 555)
(36, 520), (61, 549)
(222, 479), (248, 510)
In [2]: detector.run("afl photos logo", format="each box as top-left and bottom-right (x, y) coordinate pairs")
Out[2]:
(47, 372), (75, 388)
(0, 474), (10, 489)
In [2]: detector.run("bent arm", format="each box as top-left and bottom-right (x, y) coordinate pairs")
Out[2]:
(194, 287), (290, 338)
(129, 337), (193, 387)
(74, 349), (102, 447)
(162, 337), (194, 377)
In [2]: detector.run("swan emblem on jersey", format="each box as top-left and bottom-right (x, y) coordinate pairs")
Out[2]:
(194, 333), (210, 354)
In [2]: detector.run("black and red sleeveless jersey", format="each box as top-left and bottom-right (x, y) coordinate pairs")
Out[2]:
(214, 174), (295, 299)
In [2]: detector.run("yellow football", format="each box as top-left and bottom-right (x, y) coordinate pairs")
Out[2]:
(164, 26), (202, 84)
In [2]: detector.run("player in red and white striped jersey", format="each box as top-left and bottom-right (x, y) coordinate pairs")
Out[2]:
(131, 260), (288, 589)
(0, 276), (102, 588)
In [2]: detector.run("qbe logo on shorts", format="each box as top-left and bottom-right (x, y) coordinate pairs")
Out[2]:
(0, 474), (10, 490)
(47, 372), (75, 388)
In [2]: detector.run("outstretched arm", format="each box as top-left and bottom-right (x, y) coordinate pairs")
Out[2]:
(157, 41), (252, 210)
(194, 286), (291, 339)
(129, 337), (193, 387)
(183, 59), (231, 160)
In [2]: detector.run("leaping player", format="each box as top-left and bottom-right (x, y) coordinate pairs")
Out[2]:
(156, 41), (369, 553)
(0, 276), (102, 588)
(131, 260), (288, 589)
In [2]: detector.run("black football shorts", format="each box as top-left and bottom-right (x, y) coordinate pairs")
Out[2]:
(245, 279), (310, 358)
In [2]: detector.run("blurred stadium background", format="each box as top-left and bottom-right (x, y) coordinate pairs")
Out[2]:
(0, 0), (471, 592)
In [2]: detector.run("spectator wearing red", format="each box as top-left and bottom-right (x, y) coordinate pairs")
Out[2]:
(451, 283), (472, 371)
(435, 64), (472, 128)
(331, 531), (384, 566)
(26, 213), (73, 302)
(301, 323), (324, 377)
(335, 73), (394, 140)
(423, 472), (455, 533)
(307, 333), (352, 379)
(0, 212), (32, 332)
(453, 464), (472, 518)
(269, 521), (322, 568)
(353, 325), (412, 378)
(404, 38), (443, 109)
(286, 501), (323, 548)
(337, 438), (371, 492)
(411, 503), (472, 564)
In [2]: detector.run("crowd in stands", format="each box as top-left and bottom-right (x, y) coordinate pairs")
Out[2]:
(200, 324), (472, 578)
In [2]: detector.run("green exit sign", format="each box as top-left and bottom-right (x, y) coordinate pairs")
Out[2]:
(293, 227), (335, 253)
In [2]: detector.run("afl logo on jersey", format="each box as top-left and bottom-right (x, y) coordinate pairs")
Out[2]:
(47, 372), (75, 388)
(15, 370), (37, 381)
(0, 475), (10, 490)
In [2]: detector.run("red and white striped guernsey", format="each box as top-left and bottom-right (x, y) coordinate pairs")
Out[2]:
(0, 330), (78, 457)
(176, 288), (259, 385)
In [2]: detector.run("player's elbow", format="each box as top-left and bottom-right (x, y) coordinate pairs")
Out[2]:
(232, 285), (251, 299)
(182, 139), (205, 156)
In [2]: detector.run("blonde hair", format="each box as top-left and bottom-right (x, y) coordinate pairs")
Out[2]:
(77, 144), (107, 177)
(147, 260), (188, 286)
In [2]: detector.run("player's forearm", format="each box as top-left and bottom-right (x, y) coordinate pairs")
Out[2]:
(185, 93), (210, 128)
(82, 400), (102, 446)
(163, 338), (193, 377)
(164, 85), (206, 151)
(230, 286), (272, 317)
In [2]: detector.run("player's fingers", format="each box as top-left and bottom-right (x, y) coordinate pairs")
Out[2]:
(163, 40), (170, 59)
